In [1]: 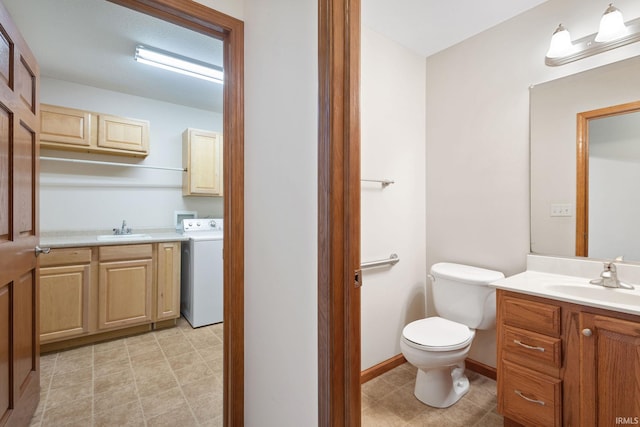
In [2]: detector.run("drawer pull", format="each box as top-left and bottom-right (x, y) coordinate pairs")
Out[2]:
(514, 339), (545, 352)
(515, 389), (546, 406)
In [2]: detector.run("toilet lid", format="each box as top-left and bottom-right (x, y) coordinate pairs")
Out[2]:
(402, 317), (473, 351)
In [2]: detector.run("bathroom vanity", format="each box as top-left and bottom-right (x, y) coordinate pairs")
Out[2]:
(493, 256), (640, 427)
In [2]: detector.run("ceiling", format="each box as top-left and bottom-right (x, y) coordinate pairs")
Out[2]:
(3, 0), (224, 112)
(3, 0), (549, 114)
(362, 0), (549, 57)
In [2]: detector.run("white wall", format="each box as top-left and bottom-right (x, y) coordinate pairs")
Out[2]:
(243, 0), (318, 425)
(425, 0), (640, 366)
(360, 27), (426, 370)
(40, 78), (223, 232)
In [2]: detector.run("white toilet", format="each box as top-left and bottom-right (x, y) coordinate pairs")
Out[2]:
(400, 262), (504, 408)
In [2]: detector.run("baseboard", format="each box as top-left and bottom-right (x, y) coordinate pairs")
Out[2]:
(360, 355), (497, 383)
(360, 354), (406, 384)
(464, 358), (497, 380)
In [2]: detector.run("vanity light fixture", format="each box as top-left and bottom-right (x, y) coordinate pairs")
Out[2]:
(545, 3), (640, 66)
(134, 45), (224, 84)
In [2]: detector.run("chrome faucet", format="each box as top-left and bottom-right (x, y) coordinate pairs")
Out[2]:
(113, 220), (132, 235)
(589, 258), (634, 290)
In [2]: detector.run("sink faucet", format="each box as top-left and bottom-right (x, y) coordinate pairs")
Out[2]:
(113, 220), (132, 235)
(589, 258), (634, 290)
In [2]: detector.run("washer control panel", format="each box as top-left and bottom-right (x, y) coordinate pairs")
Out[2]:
(182, 218), (223, 232)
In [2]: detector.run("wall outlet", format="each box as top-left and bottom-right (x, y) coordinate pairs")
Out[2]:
(550, 203), (572, 217)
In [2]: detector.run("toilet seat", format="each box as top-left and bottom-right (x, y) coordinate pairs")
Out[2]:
(402, 317), (474, 351)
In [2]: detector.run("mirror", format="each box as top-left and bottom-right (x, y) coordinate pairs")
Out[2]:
(530, 55), (640, 261)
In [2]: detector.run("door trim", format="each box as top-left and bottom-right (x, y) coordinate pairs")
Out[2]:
(318, 0), (361, 424)
(107, 1), (244, 425)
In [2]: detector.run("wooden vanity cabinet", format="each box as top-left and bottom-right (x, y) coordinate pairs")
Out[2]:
(98, 244), (153, 330)
(497, 290), (640, 427)
(580, 313), (640, 425)
(40, 103), (149, 157)
(39, 248), (93, 343)
(182, 128), (223, 196)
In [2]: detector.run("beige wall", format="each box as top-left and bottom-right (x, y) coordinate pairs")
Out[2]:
(425, 0), (640, 366)
(360, 27), (427, 370)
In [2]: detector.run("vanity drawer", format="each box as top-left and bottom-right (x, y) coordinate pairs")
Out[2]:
(503, 325), (561, 368)
(502, 294), (561, 337)
(501, 361), (562, 427)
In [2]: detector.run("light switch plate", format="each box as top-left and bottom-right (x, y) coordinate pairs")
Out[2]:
(550, 203), (572, 217)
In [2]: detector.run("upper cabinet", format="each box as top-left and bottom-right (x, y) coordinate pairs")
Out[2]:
(40, 103), (150, 157)
(182, 128), (223, 197)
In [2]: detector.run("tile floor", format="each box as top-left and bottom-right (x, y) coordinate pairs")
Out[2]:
(31, 321), (501, 427)
(31, 317), (223, 427)
(361, 363), (503, 426)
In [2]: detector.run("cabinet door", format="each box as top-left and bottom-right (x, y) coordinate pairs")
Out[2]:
(155, 242), (181, 321)
(40, 264), (90, 343)
(98, 259), (152, 330)
(183, 129), (223, 196)
(97, 114), (149, 155)
(40, 104), (92, 148)
(581, 313), (640, 426)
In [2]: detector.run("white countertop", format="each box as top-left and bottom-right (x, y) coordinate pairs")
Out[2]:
(491, 270), (640, 317)
(40, 229), (189, 248)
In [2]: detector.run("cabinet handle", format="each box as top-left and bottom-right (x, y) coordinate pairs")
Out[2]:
(513, 339), (545, 352)
(582, 328), (592, 337)
(515, 390), (546, 406)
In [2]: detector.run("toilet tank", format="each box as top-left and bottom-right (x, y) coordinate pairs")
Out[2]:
(430, 262), (504, 330)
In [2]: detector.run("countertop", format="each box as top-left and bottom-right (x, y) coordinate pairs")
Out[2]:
(491, 270), (640, 317)
(40, 228), (189, 248)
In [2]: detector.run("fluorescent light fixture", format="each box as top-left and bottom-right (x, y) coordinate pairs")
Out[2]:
(545, 3), (640, 67)
(134, 45), (223, 84)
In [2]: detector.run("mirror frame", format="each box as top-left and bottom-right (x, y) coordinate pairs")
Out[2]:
(576, 100), (640, 257)
(107, 1), (244, 424)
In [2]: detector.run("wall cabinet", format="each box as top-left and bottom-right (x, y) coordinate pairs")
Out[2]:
(182, 128), (223, 196)
(39, 248), (92, 344)
(40, 103), (149, 157)
(38, 242), (181, 348)
(497, 290), (640, 427)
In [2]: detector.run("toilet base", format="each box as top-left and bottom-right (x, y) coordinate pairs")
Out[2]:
(413, 363), (469, 408)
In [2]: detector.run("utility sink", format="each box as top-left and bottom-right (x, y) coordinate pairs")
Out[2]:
(96, 233), (152, 241)
(543, 283), (640, 307)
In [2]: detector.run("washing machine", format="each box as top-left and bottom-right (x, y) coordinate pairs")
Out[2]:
(180, 218), (223, 327)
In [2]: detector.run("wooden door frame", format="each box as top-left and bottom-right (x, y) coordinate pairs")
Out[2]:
(575, 100), (640, 258)
(107, 1), (244, 425)
(318, 0), (362, 425)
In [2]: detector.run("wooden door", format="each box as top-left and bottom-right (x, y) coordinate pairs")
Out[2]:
(0, 3), (40, 426)
(581, 313), (640, 426)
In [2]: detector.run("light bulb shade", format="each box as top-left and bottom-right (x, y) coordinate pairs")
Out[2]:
(595, 4), (628, 42)
(546, 24), (574, 58)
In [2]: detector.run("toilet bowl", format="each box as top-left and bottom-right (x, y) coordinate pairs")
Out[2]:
(400, 262), (504, 408)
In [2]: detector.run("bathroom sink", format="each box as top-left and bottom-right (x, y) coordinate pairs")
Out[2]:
(544, 284), (640, 307)
(96, 233), (152, 241)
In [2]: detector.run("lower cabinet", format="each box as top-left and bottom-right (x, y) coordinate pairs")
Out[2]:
(497, 290), (640, 427)
(155, 242), (181, 321)
(39, 242), (181, 347)
(98, 244), (153, 330)
(40, 248), (92, 344)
